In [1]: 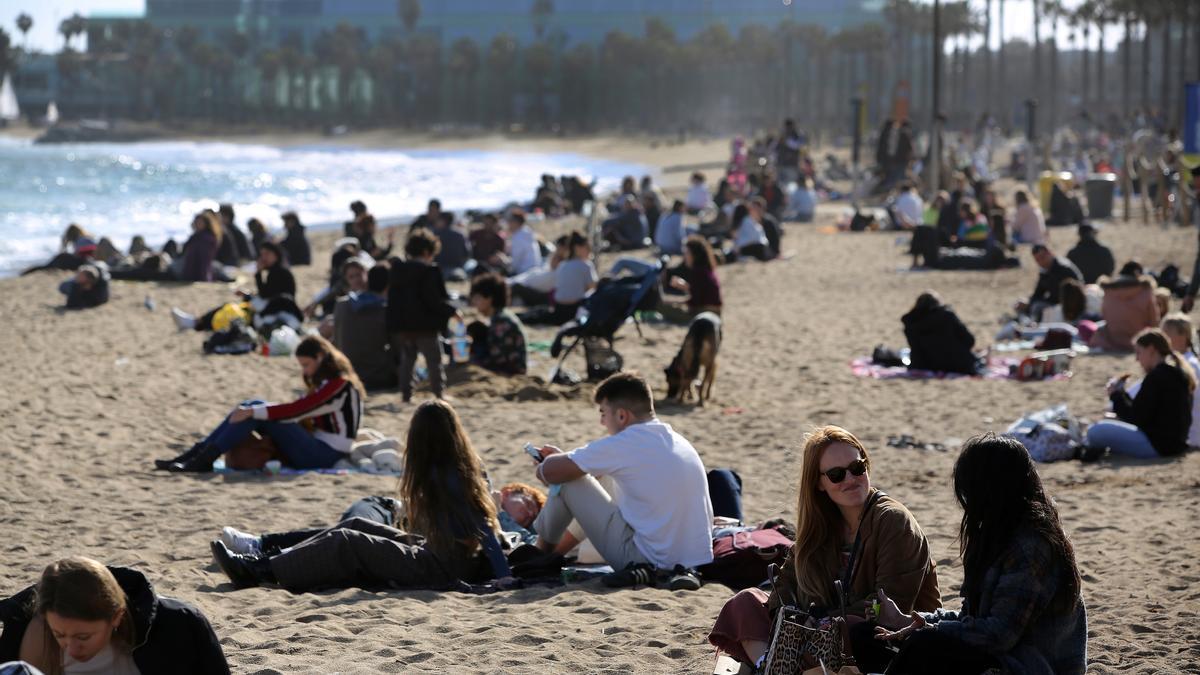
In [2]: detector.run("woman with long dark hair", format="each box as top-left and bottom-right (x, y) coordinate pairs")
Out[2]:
(154, 336), (365, 472)
(663, 236), (723, 323)
(208, 400), (515, 592)
(874, 433), (1087, 675)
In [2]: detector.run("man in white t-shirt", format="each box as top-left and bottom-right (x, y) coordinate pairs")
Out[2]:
(506, 210), (542, 276)
(890, 182), (924, 230)
(531, 373), (714, 587)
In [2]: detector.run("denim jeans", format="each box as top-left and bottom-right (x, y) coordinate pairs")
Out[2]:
(707, 469), (744, 522)
(203, 400), (346, 469)
(1085, 419), (1159, 458)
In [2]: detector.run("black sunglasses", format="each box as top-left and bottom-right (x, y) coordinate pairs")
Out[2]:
(821, 458), (868, 484)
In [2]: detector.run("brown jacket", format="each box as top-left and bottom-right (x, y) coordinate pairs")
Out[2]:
(768, 490), (940, 617)
(1089, 275), (1159, 352)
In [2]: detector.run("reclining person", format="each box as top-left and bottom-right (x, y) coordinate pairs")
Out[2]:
(529, 373), (714, 589)
(59, 263), (110, 310)
(208, 400), (517, 592)
(333, 264), (397, 390)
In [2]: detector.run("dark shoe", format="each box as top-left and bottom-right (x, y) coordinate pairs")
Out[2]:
(210, 540), (274, 589)
(166, 443), (223, 473)
(666, 565), (701, 591)
(601, 562), (658, 589)
(1077, 445), (1107, 462)
(154, 443), (203, 471)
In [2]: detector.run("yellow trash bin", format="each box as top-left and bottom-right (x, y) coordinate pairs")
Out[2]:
(1038, 171), (1073, 212)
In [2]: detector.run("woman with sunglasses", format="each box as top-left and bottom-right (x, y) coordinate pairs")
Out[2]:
(708, 425), (941, 671)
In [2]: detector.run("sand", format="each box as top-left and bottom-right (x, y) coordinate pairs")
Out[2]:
(2, 134), (1198, 673)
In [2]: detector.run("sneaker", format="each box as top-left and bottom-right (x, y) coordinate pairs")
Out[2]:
(666, 565), (701, 591)
(171, 307), (196, 331)
(601, 562), (658, 588)
(220, 527), (262, 556)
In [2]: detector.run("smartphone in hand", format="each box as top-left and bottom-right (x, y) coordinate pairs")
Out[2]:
(524, 443), (543, 463)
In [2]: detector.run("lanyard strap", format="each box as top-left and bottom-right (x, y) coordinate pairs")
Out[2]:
(839, 490), (884, 613)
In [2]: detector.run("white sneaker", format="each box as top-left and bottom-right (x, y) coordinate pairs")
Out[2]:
(171, 307), (196, 331)
(220, 527), (262, 555)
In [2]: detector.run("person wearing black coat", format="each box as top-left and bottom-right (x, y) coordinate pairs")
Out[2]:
(1066, 224), (1115, 284)
(387, 230), (459, 401)
(902, 292), (980, 375)
(1020, 245), (1082, 320)
(280, 212), (311, 266)
(58, 264), (109, 310)
(0, 562), (229, 674)
(253, 242), (296, 301)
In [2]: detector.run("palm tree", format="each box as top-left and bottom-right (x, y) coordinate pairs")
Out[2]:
(0, 28), (11, 78)
(1031, 0), (1042, 110)
(1043, 0), (1064, 129)
(127, 21), (163, 119)
(998, 0), (1007, 124)
(448, 36), (480, 124)
(984, 0), (993, 114)
(16, 13), (31, 50)
(531, 0), (554, 40)
(1070, 2), (1093, 111)
(560, 43), (593, 130)
(523, 41), (554, 128)
(256, 49), (283, 117)
(486, 33), (517, 126)
(397, 0), (420, 33)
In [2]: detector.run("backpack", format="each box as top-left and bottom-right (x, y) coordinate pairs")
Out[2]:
(697, 526), (793, 590)
(203, 320), (258, 355)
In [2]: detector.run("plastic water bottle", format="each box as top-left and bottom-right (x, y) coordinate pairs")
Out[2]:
(143, 295), (156, 311)
(452, 319), (470, 362)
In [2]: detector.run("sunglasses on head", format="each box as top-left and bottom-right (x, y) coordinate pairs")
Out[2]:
(821, 458), (867, 484)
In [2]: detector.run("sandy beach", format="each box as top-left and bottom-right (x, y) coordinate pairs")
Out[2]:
(2, 133), (1198, 673)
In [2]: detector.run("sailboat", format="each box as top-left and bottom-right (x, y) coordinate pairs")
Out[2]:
(46, 101), (59, 126)
(0, 73), (19, 123)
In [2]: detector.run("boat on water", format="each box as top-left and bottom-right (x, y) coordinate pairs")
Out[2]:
(0, 73), (20, 124)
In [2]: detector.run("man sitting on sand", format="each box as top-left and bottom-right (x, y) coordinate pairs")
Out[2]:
(1016, 244), (1082, 321)
(530, 373), (713, 590)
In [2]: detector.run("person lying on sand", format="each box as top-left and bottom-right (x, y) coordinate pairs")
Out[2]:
(21, 224), (98, 276)
(58, 263), (109, 310)
(0, 557), (229, 674)
(154, 335), (365, 473)
(873, 434), (1086, 675)
(708, 425), (940, 672)
(529, 373), (713, 591)
(218, 483), (545, 562)
(209, 400), (518, 593)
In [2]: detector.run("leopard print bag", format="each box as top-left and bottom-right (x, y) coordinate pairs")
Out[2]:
(762, 606), (846, 674)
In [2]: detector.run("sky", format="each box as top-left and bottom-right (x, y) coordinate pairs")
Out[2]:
(0, 0), (1109, 54)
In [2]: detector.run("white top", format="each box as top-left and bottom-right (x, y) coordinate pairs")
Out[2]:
(65, 644), (142, 674)
(686, 184), (711, 211)
(509, 264), (556, 293)
(1185, 351), (1200, 447)
(734, 215), (768, 250)
(554, 258), (597, 304)
(568, 419), (714, 568)
(654, 212), (689, 254)
(893, 190), (924, 228)
(508, 225), (543, 275)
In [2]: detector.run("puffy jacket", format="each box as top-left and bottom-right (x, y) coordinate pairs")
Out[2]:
(386, 258), (456, 334)
(903, 302), (978, 375)
(0, 566), (229, 674)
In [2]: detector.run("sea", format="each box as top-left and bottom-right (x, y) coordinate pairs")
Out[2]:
(0, 137), (648, 276)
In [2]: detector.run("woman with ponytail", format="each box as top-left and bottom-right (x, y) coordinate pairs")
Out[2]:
(1085, 328), (1196, 458)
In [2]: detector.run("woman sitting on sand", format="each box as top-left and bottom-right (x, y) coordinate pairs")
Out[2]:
(170, 241), (299, 333)
(1083, 328), (1195, 459)
(661, 236), (723, 324)
(902, 292), (981, 375)
(280, 212), (311, 266)
(468, 273), (528, 375)
(708, 426), (940, 672)
(731, 203), (771, 262)
(0, 557), (229, 674)
(209, 400), (517, 592)
(1160, 314), (1200, 447)
(873, 433), (1086, 675)
(21, 224), (99, 275)
(544, 231), (597, 325)
(154, 335), (364, 472)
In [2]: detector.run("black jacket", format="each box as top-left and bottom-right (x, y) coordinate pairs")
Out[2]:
(255, 264), (297, 300)
(0, 566), (229, 674)
(387, 258), (456, 333)
(226, 223), (253, 262)
(902, 303), (978, 375)
(1111, 362), (1192, 456)
(1030, 257), (1082, 306)
(282, 225), (311, 266)
(1066, 238), (1115, 284)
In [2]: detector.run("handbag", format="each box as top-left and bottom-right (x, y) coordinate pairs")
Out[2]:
(225, 432), (281, 470)
(762, 605), (846, 674)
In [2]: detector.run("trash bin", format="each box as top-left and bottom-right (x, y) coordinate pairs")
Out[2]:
(1085, 173), (1117, 219)
(1038, 171), (1073, 212)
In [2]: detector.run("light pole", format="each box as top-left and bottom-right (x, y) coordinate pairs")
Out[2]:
(929, 0), (942, 195)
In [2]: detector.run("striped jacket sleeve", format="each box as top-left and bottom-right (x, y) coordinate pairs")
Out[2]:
(252, 378), (348, 423)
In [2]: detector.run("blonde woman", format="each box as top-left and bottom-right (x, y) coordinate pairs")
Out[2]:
(708, 426), (940, 672)
(0, 557), (227, 674)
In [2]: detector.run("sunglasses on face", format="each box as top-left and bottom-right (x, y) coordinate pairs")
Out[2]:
(821, 458), (868, 484)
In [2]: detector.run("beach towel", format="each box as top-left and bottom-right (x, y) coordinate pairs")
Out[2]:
(850, 356), (1071, 381)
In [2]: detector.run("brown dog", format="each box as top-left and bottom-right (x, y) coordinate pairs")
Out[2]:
(665, 312), (721, 406)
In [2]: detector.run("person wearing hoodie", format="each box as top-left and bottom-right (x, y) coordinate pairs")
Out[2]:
(280, 212), (311, 266)
(1065, 224), (1115, 284)
(334, 264), (397, 391)
(903, 292), (980, 375)
(387, 229), (459, 401)
(1088, 270), (1160, 352)
(0, 557), (229, 674)
(58, 263), (109, 310)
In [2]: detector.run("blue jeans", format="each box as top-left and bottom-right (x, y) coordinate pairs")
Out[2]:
(707, 469), (744, 522)
(1085, 419), (1159, 458)
(204, 400), (346, 469)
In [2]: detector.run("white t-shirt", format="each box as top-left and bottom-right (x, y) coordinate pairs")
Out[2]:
(734, 216), (768, 249)
(686, 184), (711, 211)
(893, 190), (924, 228)
(554, 258), (597, 304)
(568, 419), (714, 569)
(508, 225), (542, 275)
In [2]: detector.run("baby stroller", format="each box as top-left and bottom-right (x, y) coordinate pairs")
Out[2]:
(550, 260), (663, 382)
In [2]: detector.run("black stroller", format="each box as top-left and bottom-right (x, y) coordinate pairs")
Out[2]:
(549, 259), (663, 382)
